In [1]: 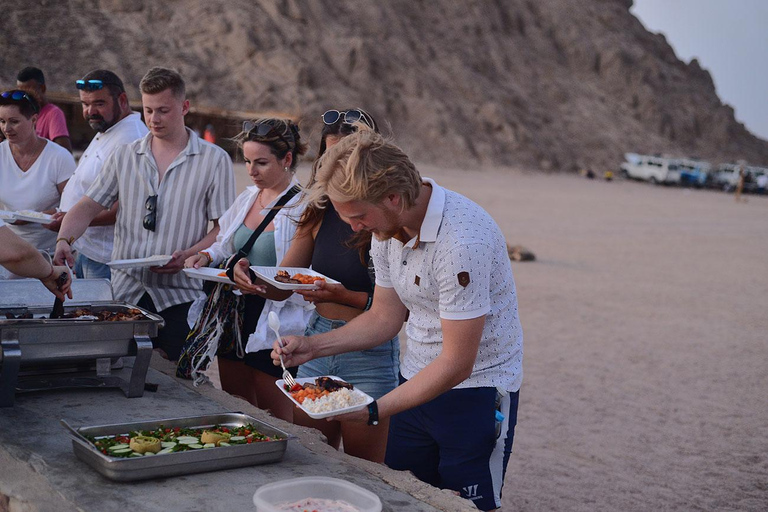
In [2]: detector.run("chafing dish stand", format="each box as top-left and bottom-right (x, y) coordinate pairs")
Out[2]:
(0, 279), (163, 407)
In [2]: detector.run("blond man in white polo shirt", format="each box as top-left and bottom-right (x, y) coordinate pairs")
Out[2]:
(255, 130), (523, 511)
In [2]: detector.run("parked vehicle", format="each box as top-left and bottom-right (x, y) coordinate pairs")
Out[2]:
(620, 154), (681, 185)
(710, 164), (768, 193)
(675, 158), (711, 188)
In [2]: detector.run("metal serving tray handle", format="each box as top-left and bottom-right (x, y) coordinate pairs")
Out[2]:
(62, 412), (294, 482)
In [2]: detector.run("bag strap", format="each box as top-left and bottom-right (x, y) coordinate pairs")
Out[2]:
(226, 184), (301, 275)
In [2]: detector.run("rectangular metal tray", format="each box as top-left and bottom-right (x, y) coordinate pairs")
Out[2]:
(62, 412), (293, 481)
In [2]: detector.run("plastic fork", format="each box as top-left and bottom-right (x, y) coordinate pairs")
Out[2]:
(268, 311), (297, 389)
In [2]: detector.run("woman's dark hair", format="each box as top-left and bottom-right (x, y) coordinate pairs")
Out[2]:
(301, 108), (380, 264)
(0, 89), (40, 118)
(234, 118), (307, 170)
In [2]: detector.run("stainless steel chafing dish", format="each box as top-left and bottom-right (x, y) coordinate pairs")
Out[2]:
(62, 412), (292, 481)
(0, 279), (164, 407)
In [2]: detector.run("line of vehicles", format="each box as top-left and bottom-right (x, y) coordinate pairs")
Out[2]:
(619, 153), (768, 193)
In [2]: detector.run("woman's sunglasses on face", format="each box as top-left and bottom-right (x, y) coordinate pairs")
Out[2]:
(0, 90), (39, 113)
(321, 109), (372, 128)
(242, 120), (290, 147)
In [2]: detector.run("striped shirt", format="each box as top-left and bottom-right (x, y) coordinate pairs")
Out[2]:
(86, 128), (235, 311)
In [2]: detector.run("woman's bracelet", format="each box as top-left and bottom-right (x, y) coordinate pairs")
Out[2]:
(198, 251), (212, 264)
(364, 292), (374, 311)
(56, 236), (75, 246)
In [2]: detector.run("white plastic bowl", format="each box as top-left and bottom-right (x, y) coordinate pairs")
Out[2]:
(253, 476), (382, 512)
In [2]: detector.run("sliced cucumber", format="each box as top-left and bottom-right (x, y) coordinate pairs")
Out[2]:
(188, 444), (203, 449)
(129, 452), (143, 457)
(203, 443), (215, 449)
(143, 452), (156, 456)
(157, 448), (174, 455)
(111, 448), (133, 455)
(178, 438), (199, 445)
(160, 441), (177, 449)
(108, 444), (130, 451)
(229, 436), (245, 442)
(218, 442), (230, 447)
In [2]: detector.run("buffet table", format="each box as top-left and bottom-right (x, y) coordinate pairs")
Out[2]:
(0, 353), (475, 512)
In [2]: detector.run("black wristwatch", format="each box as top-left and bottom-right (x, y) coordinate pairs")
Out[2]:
(367, 400), (379, 426)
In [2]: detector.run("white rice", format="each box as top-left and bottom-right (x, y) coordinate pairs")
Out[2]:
(301, 388), (366, 413)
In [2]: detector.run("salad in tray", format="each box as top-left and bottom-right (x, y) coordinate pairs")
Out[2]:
(87, 423), (282, 458)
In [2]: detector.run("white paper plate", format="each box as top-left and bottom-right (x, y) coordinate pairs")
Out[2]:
(182, 267), (233, 284)
(0, 210), (15, 221)
(13, 210), (53, 223)
(276, 375), (373, 420)
(251, 266), (339, 291)
(107, 255), (173, 269)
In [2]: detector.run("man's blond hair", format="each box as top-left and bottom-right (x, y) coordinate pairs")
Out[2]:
(307, 129), (421, 210)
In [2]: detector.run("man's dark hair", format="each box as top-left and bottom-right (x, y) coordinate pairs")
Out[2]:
(80, 69), (126, 100)
(17, 67), (45, 84)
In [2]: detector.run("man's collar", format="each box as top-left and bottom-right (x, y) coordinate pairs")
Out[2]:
(405, 177), (444, 248)
(137, 126), (198, 156)
(101, 111), (140, 137)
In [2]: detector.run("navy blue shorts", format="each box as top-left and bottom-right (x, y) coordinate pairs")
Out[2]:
(385, 375), (519, 511)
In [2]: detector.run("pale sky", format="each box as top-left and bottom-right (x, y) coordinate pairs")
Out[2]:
(631, 0), (768, 141)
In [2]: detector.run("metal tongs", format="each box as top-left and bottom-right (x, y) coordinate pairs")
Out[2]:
(49, 262), (71, 319)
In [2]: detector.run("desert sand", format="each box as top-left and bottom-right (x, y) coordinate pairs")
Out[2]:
(220, 163), (768, 511)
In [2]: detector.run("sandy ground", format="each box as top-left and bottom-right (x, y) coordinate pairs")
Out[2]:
(215, 163), (768, 511)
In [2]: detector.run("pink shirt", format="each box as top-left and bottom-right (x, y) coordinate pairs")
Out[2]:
(35, 103), (69, 141)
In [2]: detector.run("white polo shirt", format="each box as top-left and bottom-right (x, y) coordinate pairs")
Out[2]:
(60, 112), (148, 263)
(370, 178), (523, 392)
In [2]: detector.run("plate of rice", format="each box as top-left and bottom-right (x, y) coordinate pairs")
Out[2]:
(276, 375), (373, 420)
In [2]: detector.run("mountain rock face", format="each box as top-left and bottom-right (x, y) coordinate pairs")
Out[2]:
(2, 0), (766, 170)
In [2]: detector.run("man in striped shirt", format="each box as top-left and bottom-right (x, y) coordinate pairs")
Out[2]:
(55, 67), (236, 360)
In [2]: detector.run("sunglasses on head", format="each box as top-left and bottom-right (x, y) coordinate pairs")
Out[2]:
(242, 120), (290, 147)
(0, 90), (39, 113)
(76, 79), (120, 91)
(321, 109), (372, 128)
(143, 195), (158, 232)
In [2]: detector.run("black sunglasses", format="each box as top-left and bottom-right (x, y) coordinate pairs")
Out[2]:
(321, 109), (372, 128)
(143, 195), (158, 232)
(242, 120), (291, 147)
(76, 79), (121, 91)
(0, 90), (39, 113)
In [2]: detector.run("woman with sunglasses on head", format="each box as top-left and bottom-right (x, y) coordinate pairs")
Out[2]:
(0, 91), (75, 262)
(184, 118), (311, 421)
(234, 108), (400, 463)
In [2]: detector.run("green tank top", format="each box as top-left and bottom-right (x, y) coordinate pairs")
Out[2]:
(233, 224), (277, 266)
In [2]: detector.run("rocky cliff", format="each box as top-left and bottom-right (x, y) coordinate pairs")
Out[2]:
(2, 0), (766, 170)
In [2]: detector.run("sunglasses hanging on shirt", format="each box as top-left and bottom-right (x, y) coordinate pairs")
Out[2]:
(143, 194), (158, 232)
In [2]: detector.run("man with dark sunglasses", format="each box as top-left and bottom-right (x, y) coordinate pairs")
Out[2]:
(16, 67), (72, 153)
(47, 70), (148, 280)
(55, 67), (235, 361)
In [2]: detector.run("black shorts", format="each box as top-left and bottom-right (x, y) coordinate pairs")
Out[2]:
(219, 293), (297, 378)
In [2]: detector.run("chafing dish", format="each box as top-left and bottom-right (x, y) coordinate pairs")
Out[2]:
(1, 294), (164, 407)
(62, 412), (292, 481)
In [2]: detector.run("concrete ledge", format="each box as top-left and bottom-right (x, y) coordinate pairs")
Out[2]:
(151, 354), (477, 512)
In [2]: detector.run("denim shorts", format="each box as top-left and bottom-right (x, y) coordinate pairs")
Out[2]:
(297, 311), (400, 400)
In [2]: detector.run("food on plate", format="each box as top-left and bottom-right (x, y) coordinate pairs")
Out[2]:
(129, 436), (161, 454)
(277, 497), (361, 512)
(287, 377), (366, 414)
(200, 430), (231, 446)
(217, 271), (228, 277)
(86, 423), (280, 458)
(274, 270), (326, 285)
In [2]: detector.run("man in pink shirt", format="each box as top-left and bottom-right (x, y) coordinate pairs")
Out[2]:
(16, 67), (72, 153)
